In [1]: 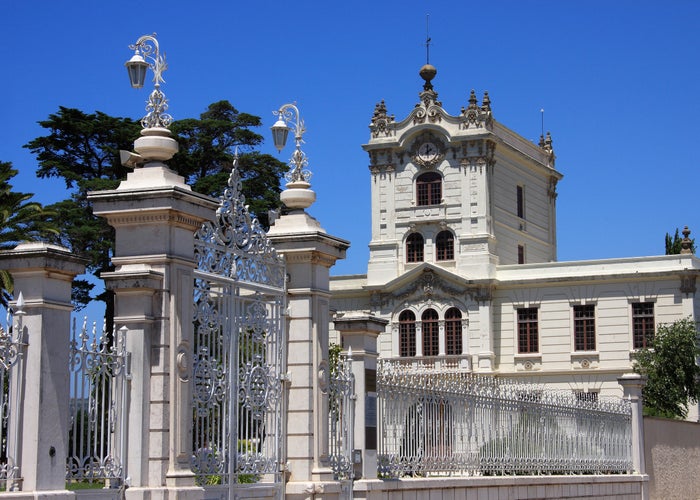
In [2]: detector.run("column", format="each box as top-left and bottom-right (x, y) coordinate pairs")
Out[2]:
(618, 373), (647, 475)
(333, 315), (387, 479)
(0, 242), (86, 495)
(89, 127), (217, 500)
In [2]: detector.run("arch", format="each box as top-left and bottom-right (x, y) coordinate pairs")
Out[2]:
(416, 172), (442, 206)
(406, 232), (424, 263)
(444, 307), (462, 355)
(422, 309), (439, 356)
(398, 310), (416, 357)
(435, 230), (454, 261)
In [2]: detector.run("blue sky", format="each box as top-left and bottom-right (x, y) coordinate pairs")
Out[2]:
(2, 0), (699, 288)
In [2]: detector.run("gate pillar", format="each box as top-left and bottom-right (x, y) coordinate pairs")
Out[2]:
(268, 204), (349, 494)
(333, 315), (388, 479)
(89, 132), (217, 499)
(0, 242), (86, 495)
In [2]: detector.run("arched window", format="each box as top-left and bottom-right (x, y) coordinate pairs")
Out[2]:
(445, 308), (462, 355)
(422, 309), (439, 356)
(416, 172), (442, 206)
(436, 230), (454, 261)
(406, 232), (424, 263)
(399, 310), (416, 357)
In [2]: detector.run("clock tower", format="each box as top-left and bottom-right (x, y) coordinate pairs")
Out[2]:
(364, 64), (561, 287)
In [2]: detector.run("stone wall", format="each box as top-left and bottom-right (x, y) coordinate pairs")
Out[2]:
(353, 476), (645, 500)
(644, 416), (700, 500)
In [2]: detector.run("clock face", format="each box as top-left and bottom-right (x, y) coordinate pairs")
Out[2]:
(418, 142), (438, 161)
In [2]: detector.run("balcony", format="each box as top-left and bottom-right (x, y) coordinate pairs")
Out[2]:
(381, 354), (472, 374)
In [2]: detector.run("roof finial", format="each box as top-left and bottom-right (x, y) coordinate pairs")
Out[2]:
(681, 226), (694, 254)
(426, 14), (432, 65)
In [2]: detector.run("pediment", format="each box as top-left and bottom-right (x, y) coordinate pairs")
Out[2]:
(367, 264), (490, 312)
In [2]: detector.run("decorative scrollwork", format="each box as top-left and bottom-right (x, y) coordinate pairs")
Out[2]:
(192, 155), (286, 487)
(194, 156), (285, 288)
(67, 319), (128, 484)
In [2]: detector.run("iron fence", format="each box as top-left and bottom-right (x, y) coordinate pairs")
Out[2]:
(329, 349), (355, 480)
(67, 319), (129, 486)
(377, 359), (632, 478)
(0, 296), (27, 491)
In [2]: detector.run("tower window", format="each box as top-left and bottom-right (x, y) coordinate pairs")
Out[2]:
(436, 231), (454, 261)
(445, 307), (462, 355)
(406, 232), (424, 263)
(422, 309), (439, 356)
(417, 172), (442, 206)
(399, 310), (416, 357)
(518, 245), (525, 264)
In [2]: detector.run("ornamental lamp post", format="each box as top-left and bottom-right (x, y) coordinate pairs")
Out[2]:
(121, 33), (178, 169)
(124, 33), (173, 130)
(271, 103), (316, 210)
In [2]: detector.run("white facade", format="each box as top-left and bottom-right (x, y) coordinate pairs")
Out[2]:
(330, 64), (700, 405)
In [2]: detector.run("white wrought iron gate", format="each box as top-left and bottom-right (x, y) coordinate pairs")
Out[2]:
(192, 161), (287, 498)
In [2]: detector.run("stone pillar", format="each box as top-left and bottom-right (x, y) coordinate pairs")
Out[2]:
(333, 315), (387, 480)
(618, 373), (647, 475)
(0, 242), (86, 495)
(89, 127), (217, 499)
(267, 175), (349, 498)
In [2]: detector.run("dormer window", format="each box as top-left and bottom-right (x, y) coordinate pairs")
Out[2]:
(436, 230), (454, 261)
(417, 172), (442, 206)
(406, 232), (424, 262)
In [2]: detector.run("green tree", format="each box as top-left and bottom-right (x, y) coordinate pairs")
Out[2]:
(0, 161), (58, 308)
(169, 100), (287, 227)
(633, 318), (700, 419)
(665, 227), (695, 255)
(24, 102), (287, 325)
(24, 107), (141, 323)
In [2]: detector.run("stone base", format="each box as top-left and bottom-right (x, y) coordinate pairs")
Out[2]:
(0, 491), (76, 499)
(125, 486), (204, 500)
(268, 210), (325, 234)
(285, 480), (345, 500)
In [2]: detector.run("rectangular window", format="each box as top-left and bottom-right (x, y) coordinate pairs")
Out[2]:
(516, 185), (525, 219)
(518, 245), (525, 264)
(574, 304), (596, 351)
(517, 307), (538, 353)
(632, 302), (655, 349)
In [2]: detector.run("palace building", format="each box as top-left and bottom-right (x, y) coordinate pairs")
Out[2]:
(329, 64), (700, 407)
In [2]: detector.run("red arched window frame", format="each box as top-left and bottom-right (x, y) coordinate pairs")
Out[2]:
(422, 309), (439, 356)
(406, 232), (424, 263)
(399, 310), (416, 357)
(436, 230), (454, 261)
(445, 307), (462, 355)
(416, 172), (442, 206)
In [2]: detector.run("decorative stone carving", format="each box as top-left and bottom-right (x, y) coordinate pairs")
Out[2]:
(369, 100), (396, 138)
(459, 90), (493, 130)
